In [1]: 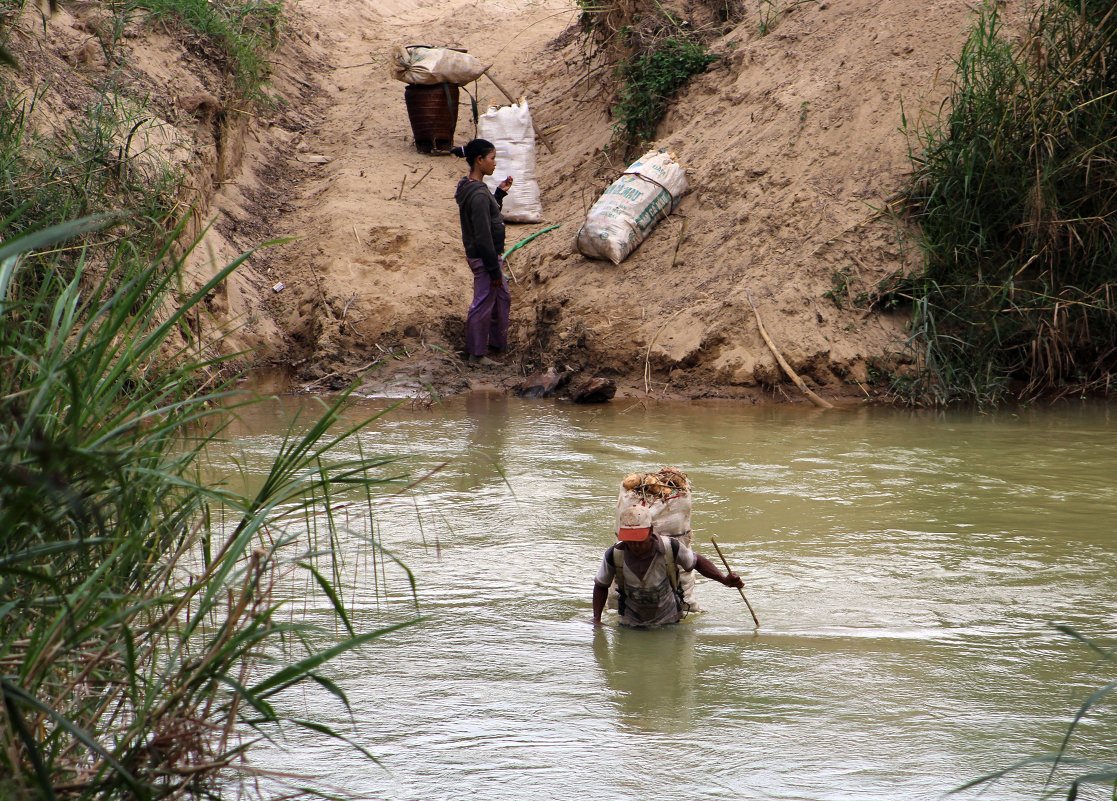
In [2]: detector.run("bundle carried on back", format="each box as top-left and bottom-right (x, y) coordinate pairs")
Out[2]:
(615, 466), (699, 611)
(616, 466), (691, 536)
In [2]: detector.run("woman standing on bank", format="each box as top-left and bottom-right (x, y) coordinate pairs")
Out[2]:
(452, 138), (512, 366)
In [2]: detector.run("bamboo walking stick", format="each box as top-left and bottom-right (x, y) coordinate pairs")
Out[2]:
(710, 537), (760, 628)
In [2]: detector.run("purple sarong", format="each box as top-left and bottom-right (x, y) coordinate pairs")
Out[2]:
(466, 257), (511, 357)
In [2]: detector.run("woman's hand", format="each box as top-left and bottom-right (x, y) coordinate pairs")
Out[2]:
(498, 175), (513, 192)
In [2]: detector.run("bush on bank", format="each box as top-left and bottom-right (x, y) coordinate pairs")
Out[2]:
(575, 0), (739, 156)
(901, 0), (1117, 405)
(613, 37), (719, 148)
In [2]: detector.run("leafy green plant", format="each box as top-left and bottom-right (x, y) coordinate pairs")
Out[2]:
(613, 36), (717, 148)
(900, 0), (1117, 404)
(0, 216), (419, 799)
(824, 266), (887, 311)
(823, 267), (852, 308)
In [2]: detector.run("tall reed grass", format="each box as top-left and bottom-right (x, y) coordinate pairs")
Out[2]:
(0, 0), (417, 794)
(901, 0), (1117, 404)
(0, 216), (419, 798)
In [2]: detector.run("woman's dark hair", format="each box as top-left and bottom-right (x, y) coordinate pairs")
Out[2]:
(451, 138), (496, 166)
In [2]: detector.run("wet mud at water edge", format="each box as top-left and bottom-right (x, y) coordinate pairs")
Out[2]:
(210, 395), (1117, 800)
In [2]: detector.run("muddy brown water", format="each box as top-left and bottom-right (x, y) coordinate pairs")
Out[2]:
(212, 392), (1117, 800)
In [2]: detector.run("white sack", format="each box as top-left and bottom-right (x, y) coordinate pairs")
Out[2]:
(615, 490), (692, 538)
(576, 150), (688, 265)
(615, 482), (698, 611)
(479, 100), (543, 224)
(391, 45), (488, 85)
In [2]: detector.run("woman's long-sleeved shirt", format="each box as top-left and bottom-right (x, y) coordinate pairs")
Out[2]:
(454, 176), (507, 280)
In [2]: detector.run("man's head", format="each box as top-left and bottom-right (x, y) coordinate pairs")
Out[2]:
(617, 505), (653, 542)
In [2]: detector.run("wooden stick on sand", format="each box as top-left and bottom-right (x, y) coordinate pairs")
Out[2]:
(481, 69), (556, 154)
(747, 290), (834, 409)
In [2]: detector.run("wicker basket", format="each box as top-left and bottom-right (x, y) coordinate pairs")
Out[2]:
(404, 82), (459, 154)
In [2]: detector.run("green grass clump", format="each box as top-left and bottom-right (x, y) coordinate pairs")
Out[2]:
(0, 87), (181, 236)
(0, 0), (279, 97)
(128, 0), (283, 96)
(900, 0), (1117, 405)
(613, 37), (718, 148)
(0, 215), (419, 799)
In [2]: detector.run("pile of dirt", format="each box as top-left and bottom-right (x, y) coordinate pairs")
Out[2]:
(9, 0), (1009, 403)
(497, 0), (987, 402)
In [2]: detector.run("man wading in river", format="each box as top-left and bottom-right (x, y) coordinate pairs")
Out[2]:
(592, 506), (743, 627)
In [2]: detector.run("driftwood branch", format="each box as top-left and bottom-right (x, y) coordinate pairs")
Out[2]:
(644, 307), (687, 394)
(747, 291), (834, 409)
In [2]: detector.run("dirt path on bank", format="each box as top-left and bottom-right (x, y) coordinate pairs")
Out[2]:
(193, 0), (582, 398)
(193, 0), (996, 403)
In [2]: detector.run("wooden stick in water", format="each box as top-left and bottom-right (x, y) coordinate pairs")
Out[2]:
(710, 537), (760, 628)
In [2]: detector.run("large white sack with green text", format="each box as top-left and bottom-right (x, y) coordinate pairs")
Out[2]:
(576, 150), (687, 265)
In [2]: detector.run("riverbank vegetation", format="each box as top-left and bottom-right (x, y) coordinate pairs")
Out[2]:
(0, 2), (418, 798)
(0, 216), (418, 799)
(0, 0), (281, 241)
(0, 0), (281, 94)
(899, 0), (1117, 405)
(575, 0), (741, 155)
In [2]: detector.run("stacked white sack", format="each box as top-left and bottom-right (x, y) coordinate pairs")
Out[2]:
(480, 100), (543, 224)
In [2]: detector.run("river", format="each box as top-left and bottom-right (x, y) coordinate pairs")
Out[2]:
(212, 392), (1117, 800)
